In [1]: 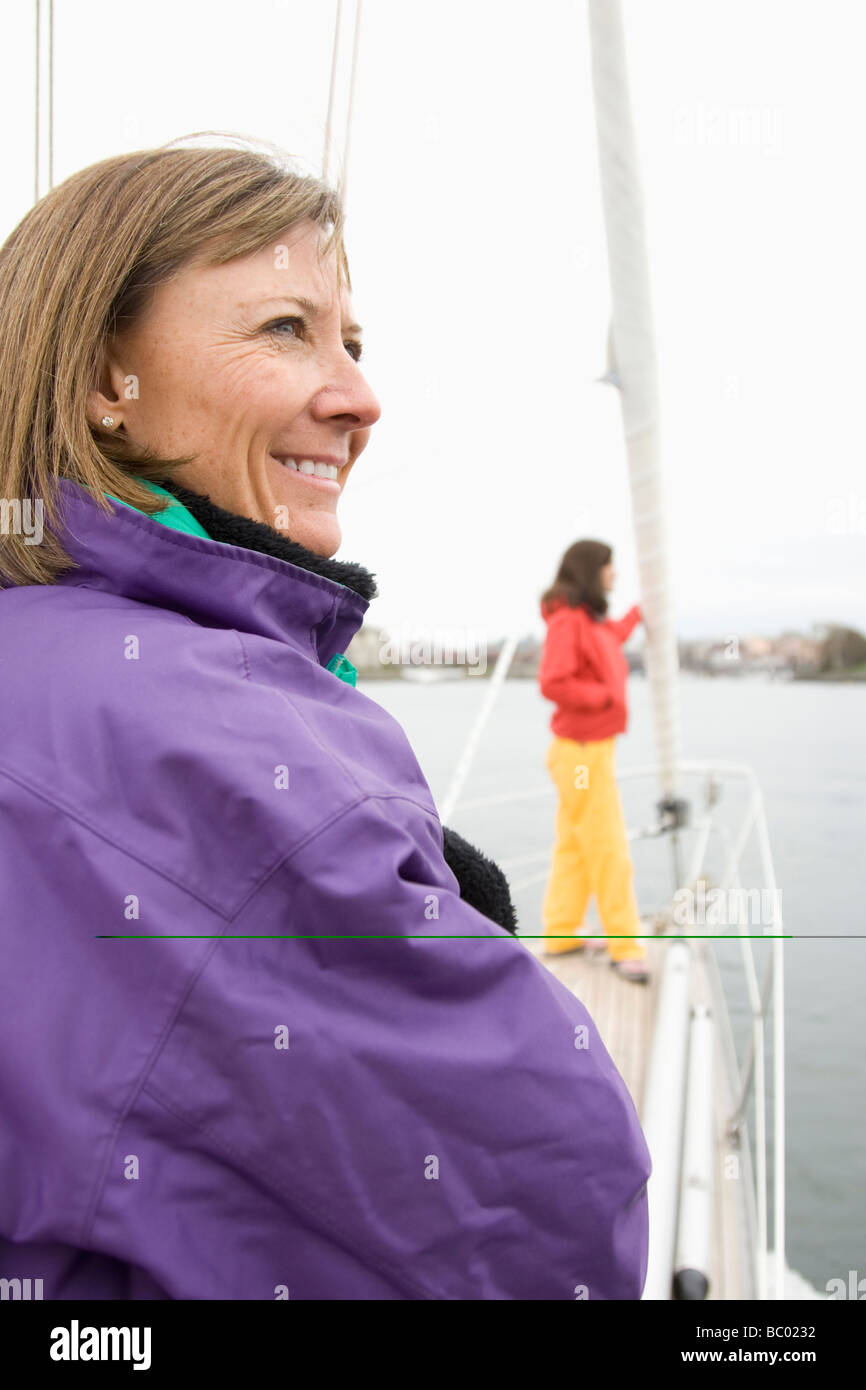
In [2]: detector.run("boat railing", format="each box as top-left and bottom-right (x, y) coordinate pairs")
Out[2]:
(615, 759), (785, 1300)
(458, 758), (786, 1299)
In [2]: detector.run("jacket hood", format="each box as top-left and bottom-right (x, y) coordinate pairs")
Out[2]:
(51, 478), (372, 671)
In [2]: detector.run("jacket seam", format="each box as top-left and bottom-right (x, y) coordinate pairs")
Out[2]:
(273, 682), (368, 801)
(227, 791), (369, 920)
(140, 1079), (433, 1301)
(228, 791), (440, 921)
(233, 629), (251, 680)
(233, 632), (368, 806)
(80, 928), (231, 1247)
(0, 762), (233, 918)
(0, 762), (374, 923)
(61, 586), (203, 630)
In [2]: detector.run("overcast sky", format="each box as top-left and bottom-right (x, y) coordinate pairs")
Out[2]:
(1, 0), (863, 641)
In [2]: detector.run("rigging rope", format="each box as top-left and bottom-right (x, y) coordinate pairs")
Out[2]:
(34, 0), (55, 200)
(322, 0), (343, 185)
(322, 0), (364, 206)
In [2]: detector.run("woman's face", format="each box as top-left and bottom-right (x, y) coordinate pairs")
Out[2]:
(600, 561), (616, 592)
(90, 219), (381, 557)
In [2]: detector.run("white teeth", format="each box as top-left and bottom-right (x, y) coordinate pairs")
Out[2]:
(278, 457), (339, 481)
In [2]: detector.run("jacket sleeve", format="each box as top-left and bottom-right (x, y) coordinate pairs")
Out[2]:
(538, 608), (612, 711)
(607, 604), (642, 644)
(137, 794), (651, 1301)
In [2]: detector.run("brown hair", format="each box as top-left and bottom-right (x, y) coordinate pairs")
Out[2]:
(0, 135), (348, 586)
(541, 539), (613, 618)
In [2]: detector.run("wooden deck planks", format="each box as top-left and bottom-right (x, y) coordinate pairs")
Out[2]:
(526, 933), (751, 1301)
(526, 935), (661, 1110)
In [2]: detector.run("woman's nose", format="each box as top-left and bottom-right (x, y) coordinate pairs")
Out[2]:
(316, 357), (381, 429)
(350, 368), (382, 428)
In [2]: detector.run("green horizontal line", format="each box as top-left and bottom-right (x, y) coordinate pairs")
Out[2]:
(94, 933), (794, 940)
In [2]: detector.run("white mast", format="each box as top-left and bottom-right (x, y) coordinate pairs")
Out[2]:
(587, 0), (681, 808)
(588, 0), (686, 1303)
(587, 2), (786, 1303)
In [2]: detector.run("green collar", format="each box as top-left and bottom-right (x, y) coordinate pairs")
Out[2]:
(105, 478), (211, 539)
(104, 477), (357, 686)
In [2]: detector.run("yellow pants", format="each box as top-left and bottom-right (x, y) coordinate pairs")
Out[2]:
(541, 735), (645, 962)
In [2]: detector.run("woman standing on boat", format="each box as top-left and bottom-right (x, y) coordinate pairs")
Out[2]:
(538, 540), (649, 982)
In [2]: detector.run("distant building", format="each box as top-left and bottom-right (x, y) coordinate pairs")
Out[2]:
(775, 632), (823, 672)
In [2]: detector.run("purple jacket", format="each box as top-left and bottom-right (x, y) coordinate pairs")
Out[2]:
(0, 480), (650, 1300)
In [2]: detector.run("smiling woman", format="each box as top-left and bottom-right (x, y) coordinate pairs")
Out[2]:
(85, 220), (380, 559)
(0, 138), (650, 1301)
(0, 142), (376, 579)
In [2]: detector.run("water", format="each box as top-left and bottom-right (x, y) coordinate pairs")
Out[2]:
(360, 671), (866, 1294)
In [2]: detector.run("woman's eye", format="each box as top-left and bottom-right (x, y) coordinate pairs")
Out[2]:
(265, 316), (363, 363)
(266, 316), (304, 339)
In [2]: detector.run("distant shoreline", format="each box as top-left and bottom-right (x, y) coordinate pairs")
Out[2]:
(792, 669), (866, 683)
(355, 665), (866, 684)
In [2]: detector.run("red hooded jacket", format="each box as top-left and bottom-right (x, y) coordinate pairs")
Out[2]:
(538, 597), (642, 742)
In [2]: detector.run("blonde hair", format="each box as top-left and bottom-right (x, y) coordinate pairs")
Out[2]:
(0, 135), (349, 586)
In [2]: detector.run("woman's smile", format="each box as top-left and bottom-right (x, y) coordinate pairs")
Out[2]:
(269, 453), (347, 494)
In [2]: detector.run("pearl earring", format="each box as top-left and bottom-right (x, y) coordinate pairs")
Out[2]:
(101, 415), (115, 428)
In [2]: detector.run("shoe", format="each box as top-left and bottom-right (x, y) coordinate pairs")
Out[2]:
(610, 958), (650, 984)
(542, 930), (610, 959)
(541, 939), (585, 958)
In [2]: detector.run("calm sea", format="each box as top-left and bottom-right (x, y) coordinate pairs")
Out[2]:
(362, 671), (866, 1295)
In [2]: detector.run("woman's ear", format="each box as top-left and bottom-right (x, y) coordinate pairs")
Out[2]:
(86, 344), (128, 431)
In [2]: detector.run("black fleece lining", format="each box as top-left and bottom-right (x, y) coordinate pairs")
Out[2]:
(441, 826), (518, 936)
(161, 481), (379, 603)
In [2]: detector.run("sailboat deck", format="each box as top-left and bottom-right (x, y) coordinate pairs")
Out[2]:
(525, 935), (752, 1300)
